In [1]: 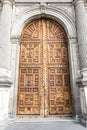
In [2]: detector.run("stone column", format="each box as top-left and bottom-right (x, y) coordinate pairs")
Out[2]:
(0, 0), (14, 70)
(0, 0), (13, 124)
(74, 0), (87, 127)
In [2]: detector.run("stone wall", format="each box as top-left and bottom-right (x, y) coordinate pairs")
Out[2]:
(0, 0), (87, 128)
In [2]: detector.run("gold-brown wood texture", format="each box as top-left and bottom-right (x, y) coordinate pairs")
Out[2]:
(17, 19), (72, 116)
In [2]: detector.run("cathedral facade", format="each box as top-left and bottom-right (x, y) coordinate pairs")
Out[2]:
(0, 0), (87, 127)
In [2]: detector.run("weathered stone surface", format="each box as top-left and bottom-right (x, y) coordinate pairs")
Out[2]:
(3, 121), (87, 130)
(15, 0), (73, 2)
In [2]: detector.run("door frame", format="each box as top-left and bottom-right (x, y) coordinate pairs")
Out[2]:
(9, 5), (80, 120)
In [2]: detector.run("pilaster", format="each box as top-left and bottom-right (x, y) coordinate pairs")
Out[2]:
(74, 0), (87, 127)
(9, 35), (21, 118)
(68, 37), (81, 121)
(0, 0), (13, 124)
(0, 0), (14, 70)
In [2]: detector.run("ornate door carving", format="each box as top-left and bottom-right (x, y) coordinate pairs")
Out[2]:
(17, 19), (72, 117)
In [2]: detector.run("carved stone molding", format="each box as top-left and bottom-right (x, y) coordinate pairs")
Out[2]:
(68, 37), (77, 44)
(10, 35), (21, 44)
(68, 36), (77, 40)
(11, 4), (76, 38)
(1, 0), (14, 6)
(0, 68), (12, 87)
(40, 2), (47, 14)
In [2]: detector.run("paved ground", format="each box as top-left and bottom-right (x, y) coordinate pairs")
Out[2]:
(3, 121), (87, 130)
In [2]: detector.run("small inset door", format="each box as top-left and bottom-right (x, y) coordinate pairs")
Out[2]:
(17, 19), (72, 117)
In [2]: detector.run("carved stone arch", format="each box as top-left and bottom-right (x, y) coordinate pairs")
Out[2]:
(11, 4), (76, 39)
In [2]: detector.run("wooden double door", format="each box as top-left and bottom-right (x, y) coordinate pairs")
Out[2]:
(17, 19), (72, 117)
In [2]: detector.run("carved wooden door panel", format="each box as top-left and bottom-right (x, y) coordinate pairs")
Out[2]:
(17, 20), (42, 115)
(45, 20), (72, 116)
(17, 19), (72, 116)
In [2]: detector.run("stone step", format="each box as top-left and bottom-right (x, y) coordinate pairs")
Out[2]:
(13, 117), (75, 123)
(3, 121), (87, 130)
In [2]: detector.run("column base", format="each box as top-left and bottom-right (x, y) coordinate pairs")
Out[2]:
(74, 115), (81, 123)
(80, 114), (87, 127)
(76, 68), (87, 127)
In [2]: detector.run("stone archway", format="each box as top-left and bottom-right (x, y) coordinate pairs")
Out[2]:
(10, 4), (80, 119)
